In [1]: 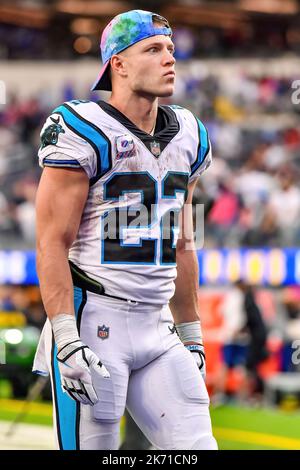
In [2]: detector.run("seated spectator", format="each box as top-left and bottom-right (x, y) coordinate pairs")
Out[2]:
(262, 167), (300, 246)
(207, 181), (242, 247)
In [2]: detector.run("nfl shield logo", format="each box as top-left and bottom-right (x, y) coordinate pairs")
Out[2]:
(150, 141), (161, 157)
(97, 325), (109, 340)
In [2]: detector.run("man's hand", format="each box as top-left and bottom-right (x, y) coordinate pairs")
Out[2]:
(184, 343), (206, 380)
(51, 314), (109, 406)
(57, 340), (110, 405)
(175, 321), (206, 381)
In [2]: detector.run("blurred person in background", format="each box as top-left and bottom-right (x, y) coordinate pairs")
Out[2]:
(206, 180), (243, 247)
(262, 166), (300, 247)
(0, 190), (13, 241)
(13, 178), (37, 247)
(213, 281), (247, 404)
(235, 280), (269, 400)
(214, 280), (268, 404)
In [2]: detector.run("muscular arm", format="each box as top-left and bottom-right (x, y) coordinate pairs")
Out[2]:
(36, 167), (89, 320)
(169, 178), (200, 324)
(36, 166), (109, 403)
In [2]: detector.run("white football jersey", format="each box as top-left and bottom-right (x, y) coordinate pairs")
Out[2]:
(38, 100), (211, 304)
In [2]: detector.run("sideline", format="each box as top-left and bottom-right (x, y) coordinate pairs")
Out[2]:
(214, 427), (300, 450)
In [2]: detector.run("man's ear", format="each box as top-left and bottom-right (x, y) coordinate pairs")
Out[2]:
(110, 55), (128, 79)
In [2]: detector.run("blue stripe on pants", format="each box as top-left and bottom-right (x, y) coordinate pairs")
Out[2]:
(52, 287), (84, 450)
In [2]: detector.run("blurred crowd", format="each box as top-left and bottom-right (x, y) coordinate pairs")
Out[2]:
(1, 21), (300, 61)
(0, 95), (43, 248)
(1, 65), (299, 249)
(177, 70), (300, 248)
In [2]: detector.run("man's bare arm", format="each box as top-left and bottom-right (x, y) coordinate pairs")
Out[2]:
(36, 166), (109, 405)
(170, 178), (200, 324)
(169, 178), (206, 377)
(36, 166), (89, 320)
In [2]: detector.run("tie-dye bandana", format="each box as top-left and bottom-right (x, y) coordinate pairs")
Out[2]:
(100, 10), (172, 64)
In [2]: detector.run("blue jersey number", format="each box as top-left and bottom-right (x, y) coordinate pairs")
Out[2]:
(102, 171), (189, 265)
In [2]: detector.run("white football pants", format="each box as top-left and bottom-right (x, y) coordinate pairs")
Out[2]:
(42, 286), (217, 450)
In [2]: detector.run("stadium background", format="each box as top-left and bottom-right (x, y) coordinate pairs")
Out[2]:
(1, 0), (300, 450)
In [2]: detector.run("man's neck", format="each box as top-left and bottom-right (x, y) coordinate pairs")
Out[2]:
(108, 93), (158, 134)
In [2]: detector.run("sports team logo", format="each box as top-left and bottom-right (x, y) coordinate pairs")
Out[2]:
(97, 325), (110, 340)
(150, 140), (161, 157)
(40, 115), (65, 149)
(115, 134), (136, 160)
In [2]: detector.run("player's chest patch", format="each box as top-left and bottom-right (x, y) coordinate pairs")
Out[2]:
(150, 140), (161, 158)
(115, 134), (137, 160)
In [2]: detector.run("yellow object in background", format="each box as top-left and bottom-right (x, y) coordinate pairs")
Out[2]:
(0, 312), (26, 328)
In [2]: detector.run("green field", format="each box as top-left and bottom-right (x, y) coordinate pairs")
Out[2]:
(1, 399), (300, 449)
(0, 399), (52, 426)
(211, 405), (300, 449)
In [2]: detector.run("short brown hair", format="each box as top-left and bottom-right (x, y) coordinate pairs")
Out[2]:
(152, 14), (170, 29)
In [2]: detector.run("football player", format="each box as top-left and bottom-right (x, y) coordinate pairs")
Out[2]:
(33, 9), (218, 450)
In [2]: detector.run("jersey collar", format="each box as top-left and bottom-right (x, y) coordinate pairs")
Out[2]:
(97, 100), (180, 156)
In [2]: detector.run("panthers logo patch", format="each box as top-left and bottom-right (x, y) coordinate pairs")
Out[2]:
(40, 116), (65, 149)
